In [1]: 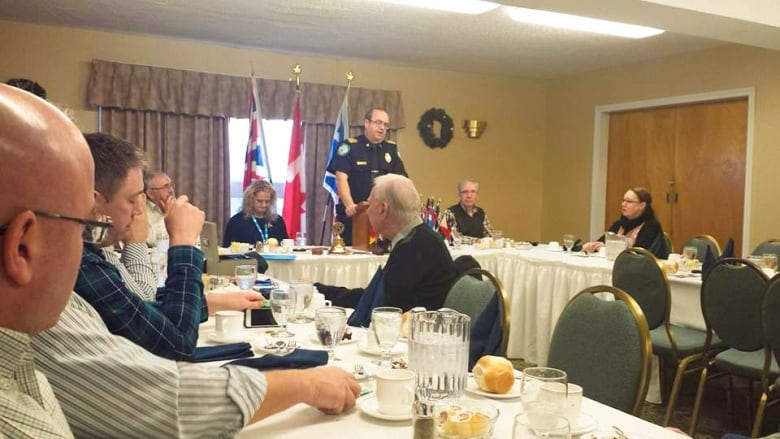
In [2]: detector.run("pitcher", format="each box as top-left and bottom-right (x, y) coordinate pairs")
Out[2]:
(408, 309), (470, 401)
(604, 232), (629, 261)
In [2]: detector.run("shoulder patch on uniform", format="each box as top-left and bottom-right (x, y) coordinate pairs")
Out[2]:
(337, 143), (351, 156)
(386, 139), (397, 145)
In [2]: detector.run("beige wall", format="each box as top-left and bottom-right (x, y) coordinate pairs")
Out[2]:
(543, 44), (780, 250)
(0, 19), (546, 241)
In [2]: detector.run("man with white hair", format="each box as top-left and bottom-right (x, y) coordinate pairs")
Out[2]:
(317, 174), (457, 311)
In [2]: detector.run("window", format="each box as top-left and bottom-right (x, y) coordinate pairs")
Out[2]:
(228, 118), (292, 216)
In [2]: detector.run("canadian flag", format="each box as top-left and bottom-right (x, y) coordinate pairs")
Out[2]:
(282, 95), (305, 236)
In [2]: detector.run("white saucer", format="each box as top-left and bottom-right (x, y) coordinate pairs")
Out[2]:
(358, 396), (413, 421)
(309, 327), (363, 345)
(546, 246), (564, 252)
(209, 331), (251, 344)
(357, 340), (407, 356)
(516, 412), (597, 436)
(465, 377), (521, 399)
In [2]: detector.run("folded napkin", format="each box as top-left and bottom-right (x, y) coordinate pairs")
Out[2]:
(571, 239), (583, 253)
(189, 342), (254, 363)
(226, 348), (328, 371)
(721, 238), (735, 259)
(702, 245), (717, 276)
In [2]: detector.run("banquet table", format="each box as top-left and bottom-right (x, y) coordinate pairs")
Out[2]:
(262, 245), (704, 366)
(197, 318), (686, 439)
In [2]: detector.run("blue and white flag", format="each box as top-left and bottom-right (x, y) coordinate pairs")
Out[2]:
(323, 90), (349, 203)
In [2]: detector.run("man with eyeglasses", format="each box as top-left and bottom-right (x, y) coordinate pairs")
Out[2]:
(0, 83), (101, 436)
(441, 179), (494, 244)
(143, 170), (175, 247)
(328, 108), (407, 245)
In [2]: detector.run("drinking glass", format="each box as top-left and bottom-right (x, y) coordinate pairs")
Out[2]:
(520, 367), (568, 418)
(762, 253), (778, 272)
(409, 310), (470, 401)
(682, 246), (698, 264)
(295, 231), (307, 247)
(270, 288), (294, 336)
(288, 280), (314, 323)
(372, 307), (403, 367)
(562, 234), (575, 253)
(315, 306), (347, 361)
(234, 264), (257, 291)
(514, 411), (571, 438)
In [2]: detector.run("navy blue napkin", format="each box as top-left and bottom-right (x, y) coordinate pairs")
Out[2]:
(189, 342), (254, 363)
(702, 245), (717, 276)
(347, 266), (385, 328)
(720, 238), (735, 259)
(226, 348), (328, 370)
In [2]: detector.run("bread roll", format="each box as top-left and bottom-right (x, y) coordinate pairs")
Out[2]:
(472, 355), (514, 394)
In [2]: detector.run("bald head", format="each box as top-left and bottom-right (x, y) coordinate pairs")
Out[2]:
(0, 84), (95, 333)
(366, 174), (421, 239)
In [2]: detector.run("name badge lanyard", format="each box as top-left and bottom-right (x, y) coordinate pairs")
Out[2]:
(251, 216), (269, 243)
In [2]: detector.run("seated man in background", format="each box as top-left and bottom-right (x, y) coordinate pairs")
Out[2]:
(0, 83), (99, 437)
(76, 133), (208, 360)
(317, 174), (457, 311)
(144, 170), (174, 247)
(0, 89), (360, 438)
(441, 179), (494, 243)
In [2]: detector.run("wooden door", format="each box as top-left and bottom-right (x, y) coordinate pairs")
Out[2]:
(606, 99), (747, 255)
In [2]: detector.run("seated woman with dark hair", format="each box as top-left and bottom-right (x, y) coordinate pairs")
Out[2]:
(223, 180), (289, 246)
(582, 187), (668, 258)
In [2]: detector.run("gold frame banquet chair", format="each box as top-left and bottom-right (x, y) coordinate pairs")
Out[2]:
(758, 274), (780, 435)
(752, 238), (780, 262)
(611, 247), (724, 427)
(200, 221), (254, 276)
(690, 258), (776, 437)
(444, 268), (510, 355)
(547, 285), (652, 416)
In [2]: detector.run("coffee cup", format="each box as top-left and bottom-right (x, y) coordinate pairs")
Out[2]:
(375, 368), (415, 415)
(540, 382), (583, 426)
(549, 241), (560, 249)
(214, 310), (243, 339)
(281, 239), (295, 253)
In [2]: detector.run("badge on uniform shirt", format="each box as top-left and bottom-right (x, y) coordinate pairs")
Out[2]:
(337, 143), (350, 156)
(384, 152), (392, 163)
(356, 160), (367, 165)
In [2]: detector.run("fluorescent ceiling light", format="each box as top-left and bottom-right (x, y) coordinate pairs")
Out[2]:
(380, 0), (500, 15)
(508, 7), (665, 38)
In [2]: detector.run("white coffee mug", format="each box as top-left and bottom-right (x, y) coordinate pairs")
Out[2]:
(549, 240), (560, 249)
(215, 310), (244, 339)
(375, 368), (415, 415)
(540, 382), (583, 426)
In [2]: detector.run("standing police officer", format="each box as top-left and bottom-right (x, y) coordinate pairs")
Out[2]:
(329, 108), (407, 245)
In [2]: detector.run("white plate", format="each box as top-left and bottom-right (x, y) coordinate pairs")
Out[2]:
(546, 246), (564, 252)
(309, 327), (364, 345)
(465, 377), (521, 399)
(357, 339), (407, 356)
(516, 412), (597, 436)
(358, 396), (413, 421)
(209, 331), (252, 344)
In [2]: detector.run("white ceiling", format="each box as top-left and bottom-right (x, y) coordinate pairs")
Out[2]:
(0, 0), (778, 78)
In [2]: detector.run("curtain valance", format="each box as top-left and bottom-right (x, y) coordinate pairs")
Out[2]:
(87, 59), (404, 128)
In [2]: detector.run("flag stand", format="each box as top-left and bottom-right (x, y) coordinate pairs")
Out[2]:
(318, 196), (333, 246)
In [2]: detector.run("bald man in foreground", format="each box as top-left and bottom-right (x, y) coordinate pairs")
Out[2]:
(0, 85), (360, 438)
(0, 84), (98, 436)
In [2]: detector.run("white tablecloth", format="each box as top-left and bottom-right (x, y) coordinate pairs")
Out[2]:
(262, 245), (704, 366)
(196, 320), (685, 439)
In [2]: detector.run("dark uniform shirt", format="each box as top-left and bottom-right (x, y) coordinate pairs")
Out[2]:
(328, 134), (408, 207)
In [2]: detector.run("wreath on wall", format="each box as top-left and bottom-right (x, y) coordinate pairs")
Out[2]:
(417, 107), (454, 148)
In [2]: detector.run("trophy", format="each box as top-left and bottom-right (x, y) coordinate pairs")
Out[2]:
(330, 222), (347, 254)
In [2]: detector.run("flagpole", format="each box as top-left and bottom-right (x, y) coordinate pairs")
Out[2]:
(254, 65), (273, 184)
(319, 71), (354, 245)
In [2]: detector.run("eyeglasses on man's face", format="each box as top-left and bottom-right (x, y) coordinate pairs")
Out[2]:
(150, 182), (175, 191)
(622, 198), (641, 204)
(0, 210), (113, 245)
(369, 119), (390, 129)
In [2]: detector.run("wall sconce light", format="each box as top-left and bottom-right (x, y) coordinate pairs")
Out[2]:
(463, 120), (487, 138)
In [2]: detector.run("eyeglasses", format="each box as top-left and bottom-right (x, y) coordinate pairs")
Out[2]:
(369, 119), (390, 129)
(150, 183), (175, 191)
(0, 210), (113, 245)
(622, 199), (641, 204)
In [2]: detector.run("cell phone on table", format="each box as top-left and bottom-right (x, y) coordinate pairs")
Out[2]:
(244, 307), (279, 328)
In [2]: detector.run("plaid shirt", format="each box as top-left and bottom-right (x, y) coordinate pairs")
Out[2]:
(75, 244), (207, 360)
(0, 328), (73, 438)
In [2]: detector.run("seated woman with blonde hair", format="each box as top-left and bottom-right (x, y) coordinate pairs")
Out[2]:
(582, 187), (668, 258)
(223, 180), (289, 246)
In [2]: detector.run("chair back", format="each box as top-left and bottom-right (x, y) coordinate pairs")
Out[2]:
(682, 235), (721, 262)
(200, 221), (220, 267)
(612, 247), (670, 330)
(664, 232), (674, 255)
(444, 268), (511, 356)
(752, 239), (780, 261)
(763, 275), (780, 370)
(701, 258), (768, 351)
(547, 285), (651, 415)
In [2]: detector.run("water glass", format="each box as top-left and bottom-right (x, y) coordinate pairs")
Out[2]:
(520, 367), (568, 416)
(288, 280), (314, 323)
(295, 231), (307, 247)
(682, 246), (698, 263)
(409, 310), (470, 401)
(372, 307), (402, 368)
(514, 412), (570, 438)
(562, 234), (575, 253)
(235, 264), (257, 291)
(762, 253), (778, 272)
(270, 289), (294, 336)
(315, 306), (347, 361)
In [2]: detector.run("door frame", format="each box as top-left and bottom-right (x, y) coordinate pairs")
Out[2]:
(590, 87), (755, 255)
